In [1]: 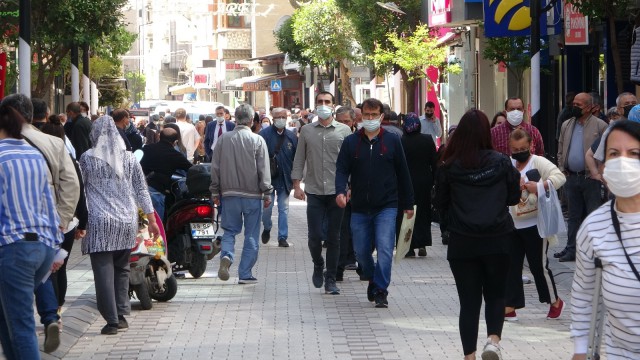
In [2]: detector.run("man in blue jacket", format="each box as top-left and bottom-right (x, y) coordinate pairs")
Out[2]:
(259, 107), (298, 247)
(335, 98), (414, 308)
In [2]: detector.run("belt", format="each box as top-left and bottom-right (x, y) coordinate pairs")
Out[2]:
(566, 170), (587, 176)
(24, 232), (39, 241)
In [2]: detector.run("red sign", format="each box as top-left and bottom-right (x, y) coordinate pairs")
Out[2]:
(194, 74), (208, 84)
(564, 3), (589, 45)
(429, 0), (451, 26)
(0, 52), (6, 100)
(226, 63), (242, 70)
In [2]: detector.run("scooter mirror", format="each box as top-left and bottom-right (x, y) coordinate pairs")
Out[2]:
(133, 149), (144, 162)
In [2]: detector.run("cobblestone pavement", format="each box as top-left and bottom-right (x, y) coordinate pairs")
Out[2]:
(23, 197), (581, 360)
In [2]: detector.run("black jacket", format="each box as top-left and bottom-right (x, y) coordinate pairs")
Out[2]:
(64, 115), (92, 158)
(336, 128), (414, 213)
(140, 141), (193, 193)
(434, 150), (520, 237)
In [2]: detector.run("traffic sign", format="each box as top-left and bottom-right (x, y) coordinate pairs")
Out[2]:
(270, 79), (282, 92)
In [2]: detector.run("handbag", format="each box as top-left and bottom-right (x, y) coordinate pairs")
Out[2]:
(536, 180), (567, 238)
(269, 133), (286, 179)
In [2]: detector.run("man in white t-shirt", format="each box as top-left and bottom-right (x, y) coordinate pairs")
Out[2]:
(174, 108), (200, 162)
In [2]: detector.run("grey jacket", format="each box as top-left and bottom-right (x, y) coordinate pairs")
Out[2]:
(209, 125), (273, 199)
(557, 114), (607, 176)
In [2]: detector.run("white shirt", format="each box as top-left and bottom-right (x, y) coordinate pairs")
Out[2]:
(176, 120), (200, 162)
(211, 121), (228, 151)
(509, 158), (538, 229)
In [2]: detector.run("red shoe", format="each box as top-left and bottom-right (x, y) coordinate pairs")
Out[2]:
(547, 299), (565, 319)
(504, 310), (518, 321)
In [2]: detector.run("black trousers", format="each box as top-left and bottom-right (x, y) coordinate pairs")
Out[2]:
(337, 203), (357, 274)
(51, 230), (76, 306)
(505, 226), (558, 308)
(306, 193), (344, 280)
(449, 253), (509, 356)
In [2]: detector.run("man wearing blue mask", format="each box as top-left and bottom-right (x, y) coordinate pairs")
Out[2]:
(291, 92), (352, 295)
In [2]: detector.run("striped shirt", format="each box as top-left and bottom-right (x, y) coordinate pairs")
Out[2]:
(0, 139), (62, 248)
(570, 200), (640, 359)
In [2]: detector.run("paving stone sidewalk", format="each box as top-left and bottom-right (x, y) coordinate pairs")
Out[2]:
(22, 198), (581, 360)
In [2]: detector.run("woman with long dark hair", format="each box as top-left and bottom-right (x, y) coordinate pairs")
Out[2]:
(434, 109), (520, 360)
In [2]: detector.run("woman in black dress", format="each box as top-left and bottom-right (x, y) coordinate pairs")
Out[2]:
(399, 113), (437, 257)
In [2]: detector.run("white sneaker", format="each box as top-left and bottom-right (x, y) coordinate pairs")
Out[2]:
(218, 256), (231, 281)
(481, 338), (502, 360)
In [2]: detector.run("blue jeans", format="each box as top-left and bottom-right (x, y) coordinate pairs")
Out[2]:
(35, 277), (59, 326)
(0, 240), (55, 360)
(148, 186), (166, 220)
(351, 208), (397, 295)
(262, 188), (290, 240)
(220, 196), (263, 279)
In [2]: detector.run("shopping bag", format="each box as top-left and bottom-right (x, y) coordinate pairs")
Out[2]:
(537, 181), (567, 238)
(395, 205), (417, 262)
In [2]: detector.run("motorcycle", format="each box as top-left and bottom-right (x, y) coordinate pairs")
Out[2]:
(130, 211), (178, 310)
(164, 163), (221, 279)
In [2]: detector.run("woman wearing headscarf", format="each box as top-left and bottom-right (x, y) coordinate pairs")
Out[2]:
(398, 113), (437, 257)
(79, 116), (159, 335)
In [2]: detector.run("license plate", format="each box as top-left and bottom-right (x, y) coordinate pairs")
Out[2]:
(190, 223), (215, 238)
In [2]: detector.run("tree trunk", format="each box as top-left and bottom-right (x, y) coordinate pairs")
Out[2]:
(339, 59), (356, 106)
(608, 14), (624, 94)
(400, 69), (416, 114)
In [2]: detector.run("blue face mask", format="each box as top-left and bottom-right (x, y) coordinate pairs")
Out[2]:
(316, 105), (333, 120)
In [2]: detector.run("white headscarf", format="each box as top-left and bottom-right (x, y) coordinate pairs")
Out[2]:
(89, 115), (126, 178)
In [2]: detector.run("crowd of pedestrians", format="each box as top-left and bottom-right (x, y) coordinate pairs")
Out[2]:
(0, 88), (639, 360)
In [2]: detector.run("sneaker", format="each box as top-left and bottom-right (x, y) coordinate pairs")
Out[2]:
(312, 265), (324, 288)
(374, 292), (388, 308)
(547, 298), (565, 319)
(117, 315), (129, 330)
(481, 338), (503, 360)
(238, 277), (258, 284)
(559, 253), (576, 262)
(218, 256), (232, 281)
(405, 250), (415, 258)
(261, 230), (270, 244)
(504, 310), (518, 321)
(278, 239), (289, 247)
(100, 323), (118, 335)
(335, 272), (344, 282)
(418, 247), (427, 257)
(325, 279), (340, 295)
(44, 322), (60, 353)
(367, 282), (375, 302)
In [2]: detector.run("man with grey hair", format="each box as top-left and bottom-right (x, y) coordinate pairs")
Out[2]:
(335, 106), (355, 131)
(555, 92), (608, 262)
(616, 91), (638, 118)
(259, 107), (297, 247)
(210, 104), (273, 284)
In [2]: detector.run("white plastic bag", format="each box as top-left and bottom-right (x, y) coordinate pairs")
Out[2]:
(537, 180), (567, 238)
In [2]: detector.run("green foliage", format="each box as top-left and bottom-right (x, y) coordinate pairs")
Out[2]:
(274, 16), (311, 67)
(565, 0), (632, 19)
(124, 71), (146, 105)
(372, 24), (459, 81)
(291, 0), (360, 67)
(482, 35), (531, 77)
(335, 0), (421, 56)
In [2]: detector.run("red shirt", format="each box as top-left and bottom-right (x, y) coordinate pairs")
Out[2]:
(490, 122), (545, 156)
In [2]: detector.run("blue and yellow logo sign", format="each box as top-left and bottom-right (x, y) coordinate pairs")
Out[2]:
(484, 0), (546, 38)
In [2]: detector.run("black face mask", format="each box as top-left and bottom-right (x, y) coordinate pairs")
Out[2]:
(511, 150), (531, 163)
(623, 104), (635, 118)
(569, 106), (584, 119)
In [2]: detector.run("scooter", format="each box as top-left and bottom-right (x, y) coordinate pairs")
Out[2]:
(164, 164), (221, 279)
(130, 211), (178, 310)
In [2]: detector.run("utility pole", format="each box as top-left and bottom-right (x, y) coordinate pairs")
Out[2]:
(18, 0), (30, 97)
(71, 45), (80, 101)
(530, 0), (540, 131)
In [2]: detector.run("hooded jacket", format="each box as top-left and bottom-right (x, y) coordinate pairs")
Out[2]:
(434, 150), (520, 237)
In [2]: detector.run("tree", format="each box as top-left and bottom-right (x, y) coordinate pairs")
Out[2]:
(274, 16), (311, 68)
(125, 71), (146, 105)
(482, 36), (531, 97)
(566, 0), (633, 94)
(0, 0), (132, 98)
(291, 0), (361, 105)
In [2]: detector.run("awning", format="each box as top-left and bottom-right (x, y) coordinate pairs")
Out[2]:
(437, 32), (461, 47)
(169, 83), (196, 95)
(235, 53), (284, 65)
(227, 73), (280, 88)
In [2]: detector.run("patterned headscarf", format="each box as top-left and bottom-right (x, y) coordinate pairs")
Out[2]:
(89, 116), (126, 178)
(403, 112), (421, 134)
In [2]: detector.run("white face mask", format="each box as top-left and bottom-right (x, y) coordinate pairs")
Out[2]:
(506, 110), (524, 126)
(81, 112), (88, 118)
(316, 105), (333, 120)
(216, 116), (225, 123)
(356, 122), (364, 130)
(362, 116), (382, 132)
(603, 157), (640, 198)
(274, 117), (286, 129)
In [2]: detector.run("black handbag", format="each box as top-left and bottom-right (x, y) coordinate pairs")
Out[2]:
(269, 134), (286, 179)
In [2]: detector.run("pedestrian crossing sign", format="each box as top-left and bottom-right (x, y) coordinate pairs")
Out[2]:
(270, 79), (282, 92)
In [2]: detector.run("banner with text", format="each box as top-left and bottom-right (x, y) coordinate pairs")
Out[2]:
(564, 3), (588, 45)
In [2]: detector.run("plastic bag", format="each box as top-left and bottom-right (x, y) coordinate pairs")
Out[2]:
(537, 180), (567, 238)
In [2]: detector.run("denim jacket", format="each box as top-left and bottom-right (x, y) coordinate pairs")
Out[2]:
(259, 126), (298, 193)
